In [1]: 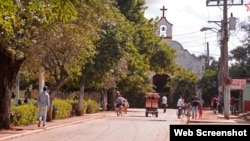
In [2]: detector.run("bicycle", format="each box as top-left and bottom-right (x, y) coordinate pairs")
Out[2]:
(185, 106), (192, 123)
(176, 106), (183, 119)
(116, 105), (123, 117)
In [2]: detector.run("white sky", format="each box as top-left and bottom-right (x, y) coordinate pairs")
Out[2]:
(144, 0), (250, 60)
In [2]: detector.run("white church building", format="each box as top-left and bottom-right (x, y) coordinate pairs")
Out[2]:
(150, 6), (206, 95)
(157, 6), (206, 77)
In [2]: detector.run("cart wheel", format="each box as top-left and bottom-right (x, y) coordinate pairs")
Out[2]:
(155, 112), (158, 117)
(146, 112), (148, 117)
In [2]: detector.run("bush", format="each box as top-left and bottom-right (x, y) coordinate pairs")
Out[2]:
(70, 99), (99, 115)
(84, 99), (100, 114)
(53, 99), (72, 120)
(11, 104), (38, 126)
(10, 98), (100, 126)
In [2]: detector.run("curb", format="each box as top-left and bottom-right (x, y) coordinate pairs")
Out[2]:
(0, 115), (105, 141)
(188, 119), (236, 123)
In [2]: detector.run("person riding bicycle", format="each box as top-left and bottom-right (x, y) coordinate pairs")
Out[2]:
(116, 91), (124, 108)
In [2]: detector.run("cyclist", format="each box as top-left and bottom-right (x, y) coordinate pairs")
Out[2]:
(115, 91), (124, 116)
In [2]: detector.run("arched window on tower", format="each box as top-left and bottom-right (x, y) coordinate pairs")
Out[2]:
(159, 25), (167, 37)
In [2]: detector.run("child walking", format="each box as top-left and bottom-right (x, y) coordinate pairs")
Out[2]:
(198, 103), (203, 118)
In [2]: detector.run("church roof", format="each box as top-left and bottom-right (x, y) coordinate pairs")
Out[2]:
(158, 17), (173, 26)
(158, 6), (173, 26)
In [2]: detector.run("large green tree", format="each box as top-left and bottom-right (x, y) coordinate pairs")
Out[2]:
(169, 67), (199, 105)
(229, 46), (250, 77)
(0, 0), (77, 129)
(229, 20), (250, 77)
(200, 69), (218, 107)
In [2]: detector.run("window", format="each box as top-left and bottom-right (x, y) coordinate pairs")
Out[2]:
(159, 25), (167, 37)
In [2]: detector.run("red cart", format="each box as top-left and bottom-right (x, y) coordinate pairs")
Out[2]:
(145, 93), (160, 117)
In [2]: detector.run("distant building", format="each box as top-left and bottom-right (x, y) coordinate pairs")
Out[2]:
(156, 6), (205, 77)
(150, 6), (206, 96)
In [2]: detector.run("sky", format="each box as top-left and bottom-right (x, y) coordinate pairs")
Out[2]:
(144, 0), (250, 61)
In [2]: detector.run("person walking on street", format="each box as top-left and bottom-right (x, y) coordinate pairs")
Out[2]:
(191, 95), (199, 119)
(198, 103), (203, 118)
(212, 96), (218, 114)
(230, 96), (236, 115)
(37, 86), (50, 127)
(162, 95), (168, 113)
(176, 95), (184, 118)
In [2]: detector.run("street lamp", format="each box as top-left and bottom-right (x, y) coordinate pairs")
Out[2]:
(200, 26), (221, 66)
(200, 27), (213, 31)
(200, 27), (221, 33)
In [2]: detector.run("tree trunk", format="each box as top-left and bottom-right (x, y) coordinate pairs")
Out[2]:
(76, 77), (85, 116)
(47, 77), (68, 121)
(0, 50), (24, 130)
(102, 89), (108, 111)
(47, 96), (54, 122)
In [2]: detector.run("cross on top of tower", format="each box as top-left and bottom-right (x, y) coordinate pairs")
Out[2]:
(160, 6), (167, 18)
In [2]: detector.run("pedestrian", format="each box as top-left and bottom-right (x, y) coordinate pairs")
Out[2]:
(218, 95), (224, 114)
(191, 95), (199, 119)
(211, 95), (218, 114)
(230, 96), (235, 114)
(37, 86), (50, 127)
(24, 88), (30, 104)
(161, 95), (168, 113)
(176, 95), (184, 118)
(198, 103), (203, 118)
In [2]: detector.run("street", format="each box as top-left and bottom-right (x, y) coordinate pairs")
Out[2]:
(5, 108), (183, 141)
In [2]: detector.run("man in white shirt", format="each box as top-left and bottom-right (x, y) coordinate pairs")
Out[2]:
(162, 95), (168, 113)
(176, 96), (184, 118)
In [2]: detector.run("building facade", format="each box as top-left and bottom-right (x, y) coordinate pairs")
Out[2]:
(150, 6), (206, 98)
(156, 6), (205, 77)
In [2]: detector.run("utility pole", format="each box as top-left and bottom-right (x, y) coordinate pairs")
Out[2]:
(206, 0), (243, 119)
(206, 42), (209, 68)
(222, 0), (230, 119)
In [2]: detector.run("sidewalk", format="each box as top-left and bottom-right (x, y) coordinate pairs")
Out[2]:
(0, 111), (113, 141)
(186, 109), (250, 124)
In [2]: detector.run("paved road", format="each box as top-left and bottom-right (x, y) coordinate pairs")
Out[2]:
(3, 108), (184, 141)
(1, 108), (249, 141)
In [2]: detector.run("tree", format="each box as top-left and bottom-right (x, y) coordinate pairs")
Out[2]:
(200, 69), (218, 107)
(228, 19), (250, 77)
(229, 46), (250, 77)
(116, 0), (147, 24)
(169, 67), (199, 105)
(116, 0), (177, 92)
(31, 22), (97, 121)
(0, 0), (77, 129)
(78, 18), (134, 113)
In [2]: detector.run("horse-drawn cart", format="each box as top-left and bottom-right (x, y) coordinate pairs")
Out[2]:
(145, 92), (160, 117)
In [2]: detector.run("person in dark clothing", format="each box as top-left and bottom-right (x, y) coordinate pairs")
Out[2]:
(24, 88), (31, 104)
(191, 96), (200, 119)
(11, 92), (15, 99)
(212, 96), (218, 113)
